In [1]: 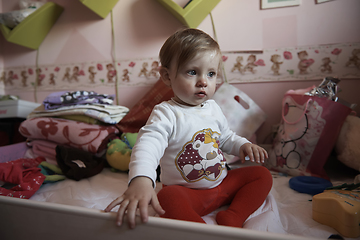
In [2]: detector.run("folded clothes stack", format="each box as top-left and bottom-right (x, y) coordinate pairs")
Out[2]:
(17, 91), (128, 181)
(28, 91), (129, 125)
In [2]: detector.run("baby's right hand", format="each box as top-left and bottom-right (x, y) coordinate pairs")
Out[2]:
(104, 176), (165, 229)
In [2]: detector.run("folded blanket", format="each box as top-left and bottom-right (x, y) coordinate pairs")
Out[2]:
(28, 104), (129, 125)
(0, 157), (46, 199)
(19, 117), (119, 153)
(27, 139), (57, 162)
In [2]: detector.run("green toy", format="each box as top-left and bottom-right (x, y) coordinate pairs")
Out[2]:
(106, 133), (138, 172)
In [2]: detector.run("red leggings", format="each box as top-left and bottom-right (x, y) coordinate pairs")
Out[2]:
(157, 166), (272, 228)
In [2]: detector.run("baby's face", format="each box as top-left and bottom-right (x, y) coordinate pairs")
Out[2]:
(168, 51), (220, 107)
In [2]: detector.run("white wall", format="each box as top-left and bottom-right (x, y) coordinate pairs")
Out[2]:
(1, 0), (359, 143)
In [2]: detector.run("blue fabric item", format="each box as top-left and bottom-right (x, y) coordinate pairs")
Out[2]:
(289, 176), (333, 195)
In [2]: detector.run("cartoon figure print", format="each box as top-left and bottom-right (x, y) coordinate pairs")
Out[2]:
(70, 66), (80, 82)
(176, 129), (226, 182)
(21, 70), (28, 87)
(345, 48), (360, 69)
(148, 61), (159, 78)
(297, 51), (314, 74)
(0, 71), (5, 84)
(63, 67), (71, 81)
(320, 57), (332, 74)
(231, 56), (244, 73)
(271, 98), (309, 169)
(88, 66), (97, 83)
(6, 70), (14, 85)
(270, 97), (325, 170)
(106, 64), (116, 83)
(138, 62), (148, 77)
(242, 55), (257, 74)
(49, 73), (56, 85)
(270, 54), (283, 75)
(122, 69), (130, 82)
(36, 68), (44, 86)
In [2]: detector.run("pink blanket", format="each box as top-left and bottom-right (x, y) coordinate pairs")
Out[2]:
(19, 117), (119, 153)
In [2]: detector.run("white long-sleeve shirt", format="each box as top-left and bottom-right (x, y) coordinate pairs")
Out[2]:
(128, 99), (250, 189)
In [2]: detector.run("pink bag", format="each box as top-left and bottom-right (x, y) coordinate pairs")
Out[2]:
(265, 88), (353, 179)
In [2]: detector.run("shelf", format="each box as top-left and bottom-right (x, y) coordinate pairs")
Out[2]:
(156, 0), (221, 28)
(79, 0), (119, 19)
(0, 2), (64, 50)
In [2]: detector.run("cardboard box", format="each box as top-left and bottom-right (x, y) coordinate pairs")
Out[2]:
(0, 100), (41, 118)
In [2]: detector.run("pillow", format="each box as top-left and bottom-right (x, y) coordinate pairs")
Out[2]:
(116, 79), (174, 133)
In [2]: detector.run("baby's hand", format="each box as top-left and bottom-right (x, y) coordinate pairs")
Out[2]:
(104, 176), (165, 229)
(239, 143), (268, 164)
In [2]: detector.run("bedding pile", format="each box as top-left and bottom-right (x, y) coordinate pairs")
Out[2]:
(15, 91), (129, 181)
(19, 91), (128, 162)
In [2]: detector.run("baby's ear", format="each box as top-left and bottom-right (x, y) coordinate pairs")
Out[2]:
(159, 67), (171, 87)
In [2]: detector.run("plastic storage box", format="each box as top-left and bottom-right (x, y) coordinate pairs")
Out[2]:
(0, 100), (40, 119)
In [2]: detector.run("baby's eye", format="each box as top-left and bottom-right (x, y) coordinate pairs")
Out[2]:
(187, 70), (196, 76)
(208, 71), (216, 78)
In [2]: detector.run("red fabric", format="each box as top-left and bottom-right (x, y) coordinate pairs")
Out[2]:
(157, 166), (272, 228)
(116, 79), (173, 133)
(0, 157), (46, 199)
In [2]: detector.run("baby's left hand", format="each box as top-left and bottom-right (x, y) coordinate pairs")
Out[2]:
(239, 143), (268, 164)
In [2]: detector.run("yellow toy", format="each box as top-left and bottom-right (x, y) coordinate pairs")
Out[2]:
(106, 133), (138, 172)
(312, 186), (360, 238)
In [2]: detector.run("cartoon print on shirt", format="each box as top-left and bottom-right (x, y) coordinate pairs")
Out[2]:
(175, 128), (226, 182)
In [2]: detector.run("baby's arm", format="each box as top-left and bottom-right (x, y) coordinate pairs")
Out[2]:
(238, 143), (268, 164)
(104, 176), (165, 229)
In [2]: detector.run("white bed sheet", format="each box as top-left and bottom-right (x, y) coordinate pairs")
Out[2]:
(29, 159), (357, 240)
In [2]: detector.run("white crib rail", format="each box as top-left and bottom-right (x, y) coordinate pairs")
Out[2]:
(0, 195), (320, 240)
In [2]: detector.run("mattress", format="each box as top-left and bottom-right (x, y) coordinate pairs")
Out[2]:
(0, 143), (357, 239)
(27, 155), (356, 239)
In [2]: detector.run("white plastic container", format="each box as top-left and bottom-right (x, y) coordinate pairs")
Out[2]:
(0, 100), (40, 118)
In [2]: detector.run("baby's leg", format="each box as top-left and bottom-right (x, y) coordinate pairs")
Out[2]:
(157, 185), (218, 223)
(216, 166), (273, 228)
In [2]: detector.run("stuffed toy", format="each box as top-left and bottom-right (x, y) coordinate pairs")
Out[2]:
(335, 115), (360, 172)
(106, 133), (138, 172)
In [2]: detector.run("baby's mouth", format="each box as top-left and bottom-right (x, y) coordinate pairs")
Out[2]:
(196, 91), (206, 97)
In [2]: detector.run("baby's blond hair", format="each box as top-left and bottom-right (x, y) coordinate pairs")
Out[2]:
(159, 28), (221, 75)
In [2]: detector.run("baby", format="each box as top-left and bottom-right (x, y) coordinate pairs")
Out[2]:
(105, 28), (272, 229)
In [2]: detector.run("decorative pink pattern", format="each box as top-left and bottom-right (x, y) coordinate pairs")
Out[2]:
(19, 117), (119, 153)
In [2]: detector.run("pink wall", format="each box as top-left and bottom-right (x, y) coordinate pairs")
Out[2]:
(1, 0), (359, 143)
